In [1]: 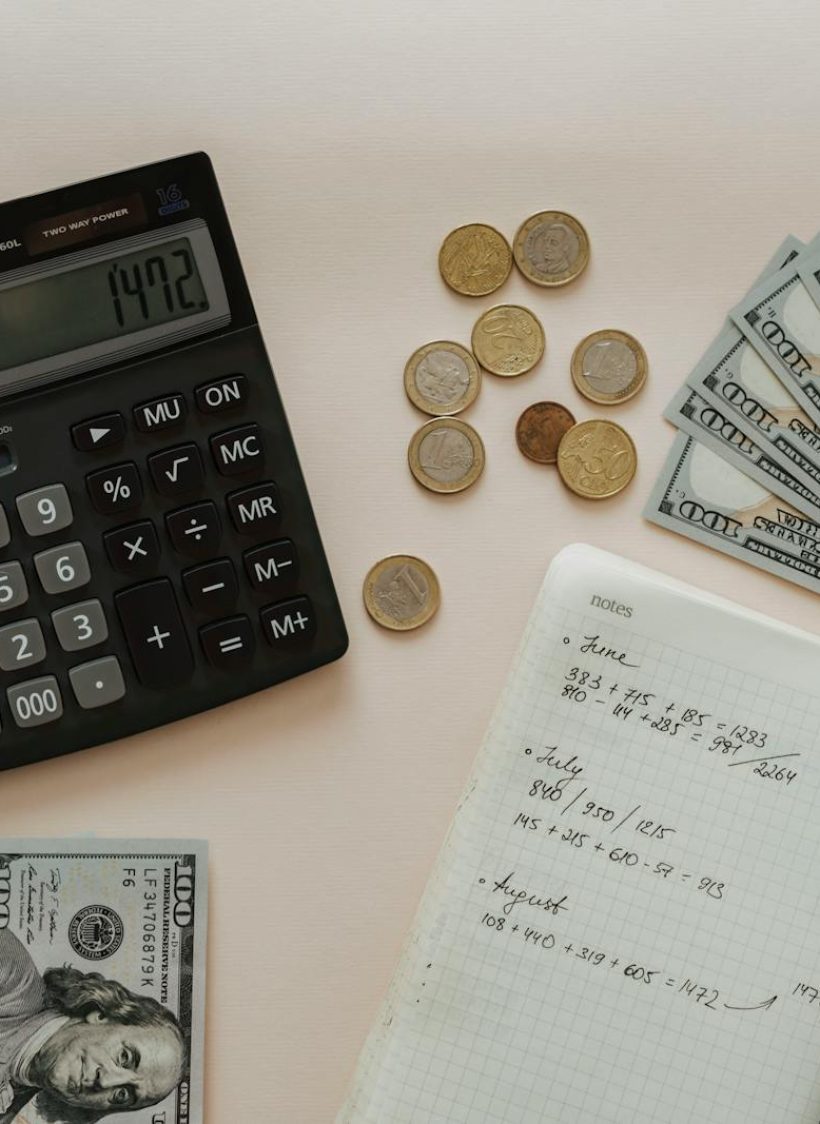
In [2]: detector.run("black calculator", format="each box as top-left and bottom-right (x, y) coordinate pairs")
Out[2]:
(0, 152), (347, 771)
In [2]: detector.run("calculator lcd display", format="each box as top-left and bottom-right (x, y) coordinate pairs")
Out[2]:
(0, 237), (209, 371)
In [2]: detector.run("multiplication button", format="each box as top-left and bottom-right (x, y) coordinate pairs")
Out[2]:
(69, 656), (126, 710)
(104, 520), (160, 575)
(86, 463), (142, 516)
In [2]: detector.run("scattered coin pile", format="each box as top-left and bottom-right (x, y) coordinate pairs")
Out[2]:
(364, 211), (647, 631)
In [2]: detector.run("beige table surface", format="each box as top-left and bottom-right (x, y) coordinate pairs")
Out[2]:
(2, 2), (820, 1120)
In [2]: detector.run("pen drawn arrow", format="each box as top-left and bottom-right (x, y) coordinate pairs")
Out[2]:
(723, 995), (778, 1012)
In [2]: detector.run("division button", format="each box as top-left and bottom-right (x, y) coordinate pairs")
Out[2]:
(16, 483), (74, 537)
(133, 394), (186, 433)
(71, 413), (125, 452)
(195, 374), (248, 414)
(104, 519), (160, 575)
(115, 579), (194, 687)
(210, 424), (264, 476)
(199, 615), (255, 668)
(261, 596), (316, 649)
(226, 482), (281, 537)
(34, 541), (91, 595)
(148, 443), (204, 498)
(0, 618), (46, 671)
(51, 599), (109, 652)
(86, 462), (142, 516)
(7, 675), (63, 729)
(166, 501), (221, 559)
(244, 540), (298, 594)
(69, 656), (126, 710)
(182, 558), (238, 616)
(0, 562), (28, 613)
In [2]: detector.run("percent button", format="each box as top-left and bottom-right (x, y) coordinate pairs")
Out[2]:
(86, 463), (143, 516)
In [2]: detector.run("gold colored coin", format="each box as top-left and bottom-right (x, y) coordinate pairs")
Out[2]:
(471, 305), (545, 377)
(513, 210), (590, 287)
(556, 419), (637, 499)
(403, 341), (481, 416)
(438, 223), (512, 296)
(408, 417), (485, 494)
(363, 555), (440, 632)
(571, 330), (648, 405)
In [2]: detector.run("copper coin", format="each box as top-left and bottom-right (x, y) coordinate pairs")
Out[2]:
(515, 402), (577, 464)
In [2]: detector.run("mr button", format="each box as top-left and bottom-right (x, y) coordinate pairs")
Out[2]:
(227, 483), (280, 537)
(210, 425), (264, 476)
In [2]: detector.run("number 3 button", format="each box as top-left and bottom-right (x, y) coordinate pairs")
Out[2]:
(51, 599), (109, 652)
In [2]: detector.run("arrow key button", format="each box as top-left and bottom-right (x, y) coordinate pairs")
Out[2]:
(71, 413), (126, 452)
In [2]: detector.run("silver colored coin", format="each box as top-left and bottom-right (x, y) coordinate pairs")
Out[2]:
(363, 555), (440, 631)
(404, 341), (481, 416)
(408, 418), (485, 493)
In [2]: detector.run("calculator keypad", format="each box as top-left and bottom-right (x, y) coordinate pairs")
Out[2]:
(51, 600), (109, 652)
(34, 542), (91, 596)
(17, 484), (73, 537)
(0, 619), (46, 671)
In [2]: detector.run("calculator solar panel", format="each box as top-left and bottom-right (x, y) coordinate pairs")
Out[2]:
(0, 152), (348, 770)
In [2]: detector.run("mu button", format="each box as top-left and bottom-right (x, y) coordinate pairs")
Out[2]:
(134, 394), (186, 434)
(210, 424), (264, 476)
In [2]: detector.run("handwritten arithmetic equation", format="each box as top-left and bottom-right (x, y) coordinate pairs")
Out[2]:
(559, 633), (799, 787)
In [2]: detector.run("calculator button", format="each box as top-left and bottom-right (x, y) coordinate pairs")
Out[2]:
(166, 502), (221, 559)
(148, 443), (204, 498)
(199, 615), (255, 668)
(0, 506), (10, 550)
(0, 562), (29, 613)
(71, 413), (125, 452)
(69, 656), (126, 710)
(51, 599), (109, 652)
(195, 374), (248, 414)
(210, 425), (264, 476)
(182, 558), (238, 616)
(115, 579), (194, 688)
(7, 676), (63, 729)
(34, 542), (91, 596)
(16, 484), (73, 537)
(226, 482), (281, 537)
(261, 596), (315, 648)
(133, 394), (186, 434)
(244, 540), (298, 593)
(104, 520), (160, 575)
(0, 618), (46, 671)
(86, 463), (143, 516)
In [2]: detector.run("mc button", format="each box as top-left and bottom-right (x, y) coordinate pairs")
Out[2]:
(210, 425), (264, 476)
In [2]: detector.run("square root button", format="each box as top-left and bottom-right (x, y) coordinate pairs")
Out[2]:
(69, 656), (126, 709)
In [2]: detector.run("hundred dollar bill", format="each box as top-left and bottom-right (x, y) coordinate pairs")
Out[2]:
(668, 236), (820, 506)
(731, 234), (820, 426)
(666, 384), (820, 521)
(644, 432), (820, 594)
(0, 839), (206, 1124)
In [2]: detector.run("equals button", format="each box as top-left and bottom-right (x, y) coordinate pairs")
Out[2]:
(200, 616), (255, 669)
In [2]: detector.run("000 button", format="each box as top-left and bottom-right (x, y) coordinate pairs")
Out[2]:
(7, 676), (63, 729)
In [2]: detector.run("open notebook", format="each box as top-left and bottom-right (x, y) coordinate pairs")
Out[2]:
(338, 544), (820, 1123)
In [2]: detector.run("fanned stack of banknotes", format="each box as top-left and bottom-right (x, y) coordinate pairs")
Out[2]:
(646, 234), (820, 595)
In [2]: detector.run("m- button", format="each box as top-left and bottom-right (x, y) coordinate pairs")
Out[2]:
(210, 425), (264, 476)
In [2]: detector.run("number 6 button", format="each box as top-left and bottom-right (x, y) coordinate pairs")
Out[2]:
(34, 542), (91, 595)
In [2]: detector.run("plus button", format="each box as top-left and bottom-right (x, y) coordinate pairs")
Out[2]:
(147, 624), (171, 650)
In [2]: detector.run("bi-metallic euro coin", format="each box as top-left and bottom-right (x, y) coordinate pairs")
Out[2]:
(438, 223), (512, 296)
(363, 555), (441, 631)
(571, 329), (648, 405)
(408, 417), (485, 494)
(556, 419), (637, 499)
(513, 210), (590, 287)
(404, 341), (481, 416)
